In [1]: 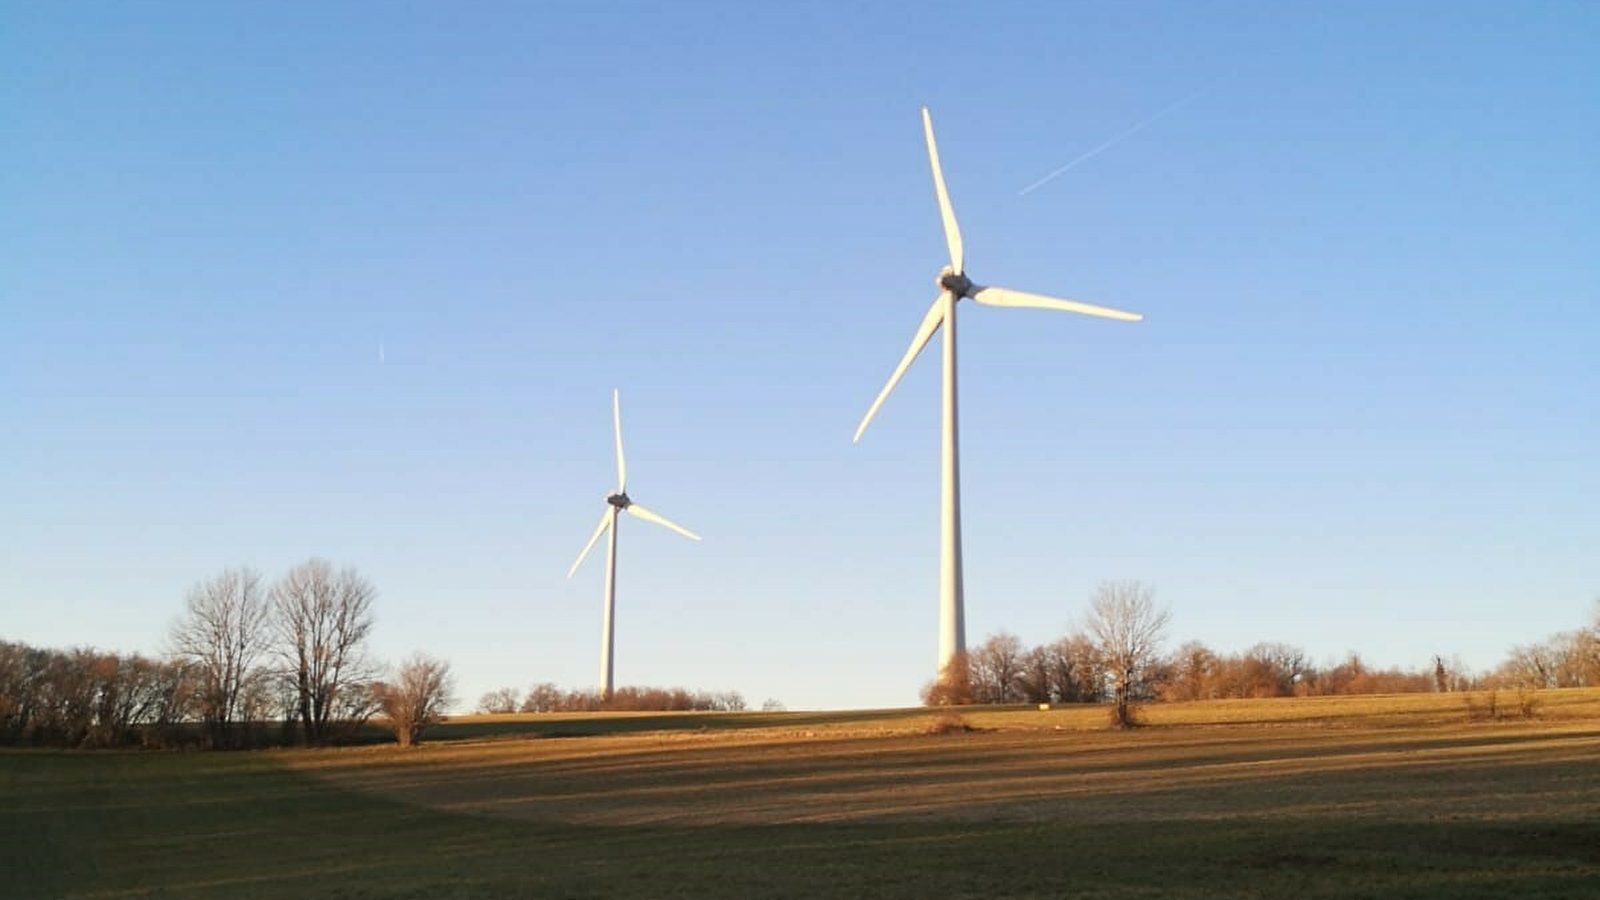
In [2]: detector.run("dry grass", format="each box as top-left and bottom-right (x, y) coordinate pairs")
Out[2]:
(438, 686), (1600, 735)
(7, 689), (1599, 899)
(291, 690), (1600, 829)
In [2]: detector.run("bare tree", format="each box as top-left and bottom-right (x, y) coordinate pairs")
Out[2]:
(0, 641), (36, 742)
(1047, 633), (1105, 703)
(520, 682), (562, 713)
(1498, 641), (1556, 690)
(379, 653), (455, 748)
(476, 687), (522, 715)
(1016, 644), (1054, 704)
(968, 633), (1026, 704)
(1587, 621), (1600, 686)
(86, 652), (166, 747)
(272, 559), (378, 745)
(1443, 654), (1480, 692)
(1242, 642), (1308, 698)
(922, 652), (975, 706)
(1588, 598), (1600, 682)
(711, 691), (747, 711)
(1546, 631), (1598, 688)
(0, 640), (198, 749)
(1085, 581), (1171, 727)
(1159, 640), (1218, 702)
(169, 567), (271, 747)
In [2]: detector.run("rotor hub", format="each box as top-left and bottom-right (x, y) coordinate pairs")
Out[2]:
(606, 492), (630, 509)
(937, 267), (973, 298)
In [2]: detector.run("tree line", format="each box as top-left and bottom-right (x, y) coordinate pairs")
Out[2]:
(8, 571), (1593, 746)
(0, 559), (455, 749)
(928, 581), (1600, 725)
(475, 683), (748, 715)
(0, 642), (190, 748)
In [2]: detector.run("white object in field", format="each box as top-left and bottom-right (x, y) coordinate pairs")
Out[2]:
(567, 389), (700, 700)
(854, 107), (1143, 676)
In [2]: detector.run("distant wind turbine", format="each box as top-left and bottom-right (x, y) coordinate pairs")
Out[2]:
(567, 390), (700, 700)
(853, 107), (1143, 676)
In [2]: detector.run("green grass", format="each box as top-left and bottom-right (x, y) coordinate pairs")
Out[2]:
(4, 691), (1600, 899)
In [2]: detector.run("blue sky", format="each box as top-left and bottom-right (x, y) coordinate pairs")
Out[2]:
(4, 2), (1595, 710)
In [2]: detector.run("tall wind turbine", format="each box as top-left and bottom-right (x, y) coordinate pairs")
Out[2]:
(853, 107), (1144, 676)
(567, 389), (700, 700)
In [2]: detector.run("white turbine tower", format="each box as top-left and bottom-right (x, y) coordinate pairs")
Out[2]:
(854, 107), (1144, 676)
(567, 389), (700, 700)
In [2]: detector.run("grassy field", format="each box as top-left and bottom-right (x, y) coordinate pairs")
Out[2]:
(4, 690), (1599, 899)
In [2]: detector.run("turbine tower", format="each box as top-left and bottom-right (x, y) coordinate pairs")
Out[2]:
(567, 389), (700, 700)
(853, 107), (1144, 675)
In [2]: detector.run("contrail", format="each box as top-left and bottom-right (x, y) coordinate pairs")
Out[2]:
(1018, 87), (1210, 196)
(378, 340), (385, 364)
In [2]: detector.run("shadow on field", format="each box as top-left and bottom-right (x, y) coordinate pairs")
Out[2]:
(300, 720), (1600, 835)
(9, 696), (1600, 899)
(6, 744), (1599, 900)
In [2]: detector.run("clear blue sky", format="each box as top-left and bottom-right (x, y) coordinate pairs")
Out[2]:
(4, 2), (1595, 710)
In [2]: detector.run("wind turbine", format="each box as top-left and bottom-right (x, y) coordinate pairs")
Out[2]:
(853, 107), (1143, 676)
(567, 389), (700, 700)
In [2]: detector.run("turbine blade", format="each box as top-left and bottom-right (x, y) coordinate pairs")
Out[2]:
(567, 509), (612, 578)
(625, 503), (701, 541)
(853, 294), (947, 443)
(970, 285), (1143, 322)
(922, 107), (964, 276)
(612, 389), (627, 492)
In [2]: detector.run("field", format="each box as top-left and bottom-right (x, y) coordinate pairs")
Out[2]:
(4, 690), (1599, 899)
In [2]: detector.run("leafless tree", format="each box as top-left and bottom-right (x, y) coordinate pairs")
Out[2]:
(0, 640), (194, 748)
(1242, 642), (1308, 697)
(1443, 654), (1480, 692)
(477, 687), (522, 715)
(1588, 598), (1600, 680)
(1158, 640), (1218, 702)
(710, 691), (747, 711)
(598, 686), (746, 711)
(968, 633), (1026, 704)
(1546, 631), (1599, 688)
(379, 653), (455, 748)
(520, 682), (562, 713)
(1047, 633), (1106, 703)
(42, 647), (105, 747)
(1498, 641), (1556, 690)
(0, 641), (35, 741)
(272, 558), (379, 745)
(168, 566), (271, 747)
(86, 652), (168, 746)
(1086, 581), (1171, 727)
(921, 652), (975, 706)
(1016, 644), (1054, 704)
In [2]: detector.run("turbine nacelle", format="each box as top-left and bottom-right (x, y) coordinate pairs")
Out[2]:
(568, 390), (702, 581)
